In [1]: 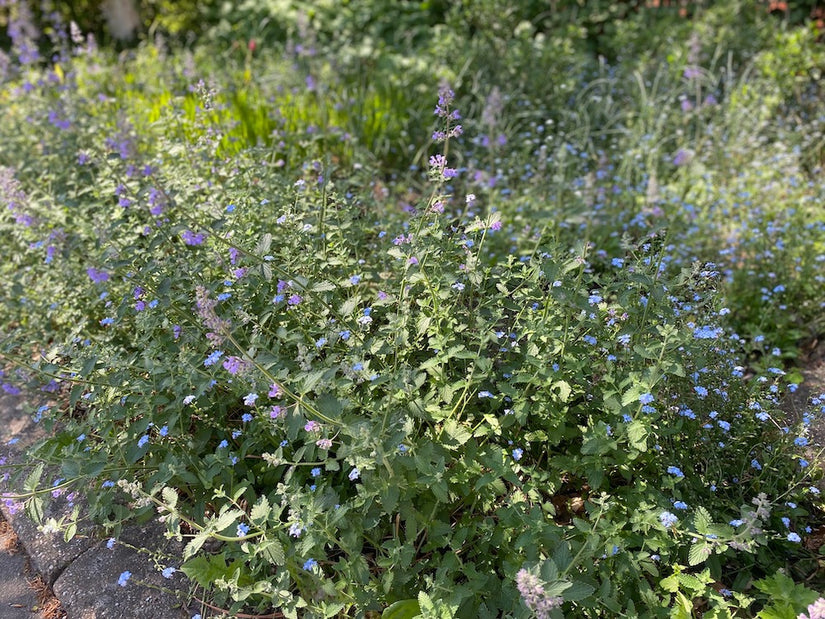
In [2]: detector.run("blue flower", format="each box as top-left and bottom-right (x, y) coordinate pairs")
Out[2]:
(583, 335), (597, 346)
(717, 420), (731, 432)
(204, 350), (224, 367)
(639, 393), (654, 405)
(348, 468), (360, 481)
(161, 567), (176, 579)
(243, 393), (259, 406)
(667, 466), (684, 478)
(512, 448), (523, 461)
(303, 558), (318, 571)
(673, 501), (688, 510)
(218, 440), (228, 449)
(659, 511), (678, 527)
(794, 437), (808, 447)
(787, 532), (801, 543)
(117, 571), (132, 587)
(236, 523), (249, 537)
(137, 434), (149, 448)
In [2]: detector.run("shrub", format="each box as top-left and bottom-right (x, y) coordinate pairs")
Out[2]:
(0, 5), (824, 618)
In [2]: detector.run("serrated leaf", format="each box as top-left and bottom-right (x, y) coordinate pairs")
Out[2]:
(542, 579), (573, 597)
(627, 420), (647, 450)
(181, 554), (229, 586)
(312, 281), (336, 292)
(81, 356), (97, 377)
(183, 531), (209, 560)
(553, 380), (572, 402)
(564, 580), (595, 601)
(688, 542), (712, 566)
(26, 496), (44, 525)
(300, 369), (327, 394)
(260, 539), (285, 565)
(693, 506), (712, 534)
(660, 574), (680, 593)
(250, 496), (270, 524)
(677, 573), (705, 593)
(213, 508), (243, 533)
(161, 486), (178, 510)
(256, 233), (272, 254)
(24, 463), (44, 494)
(442, 419), (472, 448)
(339, 296), (360, 317)
(621, 384), (643, 406)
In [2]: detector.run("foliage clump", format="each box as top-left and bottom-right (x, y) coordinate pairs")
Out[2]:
(1, 1), (825, 617)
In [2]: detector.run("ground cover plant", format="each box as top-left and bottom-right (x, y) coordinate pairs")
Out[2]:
(1, 1), (825, 617)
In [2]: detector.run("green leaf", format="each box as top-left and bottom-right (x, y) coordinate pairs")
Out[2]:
(161, 486), (178, 510)
(621, 384), (644, 406)
(182, 531), (209, 560)
(81, 356), (97, 377)
(26, 496), (44, 525)
(754, 572), (819, 610)
(553, 380), (572, 402)
(212, 508), (243, 533)
(250, 496), (270, 524)
(627, 420), (647, 450)
(382, 599), (421, 619)
(688, 542), (711, 566)
(312, 281), (336, 292)
(181, 554), (229, 587)
(260, 539), (285, 565)
(64, 522), (77, 542)
(23, 463), (44, 494)
(564, 580), (595, 601)
(380, 484), (400, 513)
(660, 573), (680, 593)
(693, 506), (712, 534)
(542, 579), (572, 597)
(256, 233), (272, 254)
(442, 419), (471, 448)
(339, 296), (360, 317)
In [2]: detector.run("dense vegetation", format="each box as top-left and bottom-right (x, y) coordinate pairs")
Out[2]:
(2, 1), (825, 617)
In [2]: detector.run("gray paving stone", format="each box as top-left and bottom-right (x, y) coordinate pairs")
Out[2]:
(0, 542), (38, 618)
(53, 533), (190, 619)
(0, 392), (198, 618)
(0, 393), (95, 585)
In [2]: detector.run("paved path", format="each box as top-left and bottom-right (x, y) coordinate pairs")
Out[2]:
(0, 512), (40, 618)
(0, 393), (195, 619)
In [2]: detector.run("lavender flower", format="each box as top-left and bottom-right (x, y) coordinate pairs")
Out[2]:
(515, 569), (563, 619)
(800, 598), (825, 619)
